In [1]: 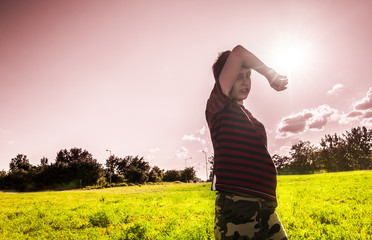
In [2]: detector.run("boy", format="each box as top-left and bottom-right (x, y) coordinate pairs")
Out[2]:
(206, 45), (288, 240)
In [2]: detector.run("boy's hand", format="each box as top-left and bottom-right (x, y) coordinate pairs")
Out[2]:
(265, 68), (288, 91)
(269, 75), (288, 91)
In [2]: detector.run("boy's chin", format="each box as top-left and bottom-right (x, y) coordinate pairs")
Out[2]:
(238, 94), (249, 100)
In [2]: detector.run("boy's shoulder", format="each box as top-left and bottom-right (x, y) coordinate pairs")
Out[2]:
(206, 83), (232, 126)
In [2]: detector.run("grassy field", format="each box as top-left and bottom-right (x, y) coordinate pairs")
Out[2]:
(0, 171), (371, 239)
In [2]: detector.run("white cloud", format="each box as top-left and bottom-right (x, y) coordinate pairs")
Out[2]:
(149, 147), (160, 153)
(276, 105), (340, 138)
(341, 88), (372, 125)
(182, 134), (197, 141)
(307, 105), (340, 128)
(346, 111), (363, 118)
(182, 134), (207, 145)
(277, 88), (372, 138)
(175, 146), (189, 158)
(342, 111), (372, 126)
(146, 154), (156, 161)
(361, 118), (372, 127)
(327, 84), (344, 95)
(147, 148), (160, 161)
(363, 111), (372, 118)
(277, 111), (313, 135)
(280, 145), (290, 152)
(198, 125), (208, 135)
(353, 87), (372, 111)
(180, 126), (212, 159)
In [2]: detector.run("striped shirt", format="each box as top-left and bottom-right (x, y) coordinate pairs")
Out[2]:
(206, 82), (277, 201)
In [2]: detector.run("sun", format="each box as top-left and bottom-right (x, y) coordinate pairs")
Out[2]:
(277, 44), (310, 68)
(269, 39), (313, 74)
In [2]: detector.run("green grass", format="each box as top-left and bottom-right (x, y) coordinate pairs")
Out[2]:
(0, 171), (371, 239)
(276, 171), (372, 240)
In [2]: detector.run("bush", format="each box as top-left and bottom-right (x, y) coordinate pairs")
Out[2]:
(121, 222), (150, 240)
(89, 210), (111, 228)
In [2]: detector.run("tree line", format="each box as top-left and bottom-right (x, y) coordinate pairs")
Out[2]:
(0, 148), (198, 191)
(1, 126), (370, 190)
(272, 126), (372, 174)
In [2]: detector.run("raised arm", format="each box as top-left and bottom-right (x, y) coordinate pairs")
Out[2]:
(219, 45), (288, 95)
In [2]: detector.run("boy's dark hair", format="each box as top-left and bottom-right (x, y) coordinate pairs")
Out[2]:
(212, 50), (231, 81)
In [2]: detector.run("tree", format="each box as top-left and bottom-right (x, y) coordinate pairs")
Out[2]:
(163, 170), (182, 182)
(343, 126), (372, 170)
(208, 155), (214, 181)
(2, 148), (106, 191)
(105, 155), (118, 174)
(0, 170), (6, 189)
(119, 156), (150, 184)
(5, 169), (34, 191)
(40, 157), (48, 167)
(272, 154), (291, 173)
(290, 141), (317, 173)
(68, 148), (103, 187)
(116, 156), (130, 176)
(319, 133), (348, 171)
(105, 155), (120, 186)
(4, 154), (36, 191)
(0, 170), (6, 178)
(52, 148), (104, 187)
(149, 166), (164, 182)
(55, 149), (70, 166)
(9, 154), (31, 172)
(181, 167), (197, 182)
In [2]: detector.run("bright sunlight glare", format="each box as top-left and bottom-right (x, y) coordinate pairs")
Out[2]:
(270, 41), (312, 74)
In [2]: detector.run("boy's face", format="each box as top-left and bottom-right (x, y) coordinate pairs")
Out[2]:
(229, 68), (251, 104)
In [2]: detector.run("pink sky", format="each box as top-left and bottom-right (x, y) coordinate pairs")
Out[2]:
(1, 0), (371, 180)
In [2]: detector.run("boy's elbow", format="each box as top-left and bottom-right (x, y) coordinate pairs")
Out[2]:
(233, 45), (244, 52)
(232, 45), (247, 57)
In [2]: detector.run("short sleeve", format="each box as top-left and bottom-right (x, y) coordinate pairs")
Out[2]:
(205, 81), (232, 128)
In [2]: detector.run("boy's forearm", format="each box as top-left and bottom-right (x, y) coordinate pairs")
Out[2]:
(233, 45), (271, 78)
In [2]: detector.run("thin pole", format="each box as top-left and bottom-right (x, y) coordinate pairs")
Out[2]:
(106, 149), (112, 187)
(203, 151), (208, 181)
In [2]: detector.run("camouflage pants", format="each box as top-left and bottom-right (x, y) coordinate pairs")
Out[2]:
(214, 192), (288, 240)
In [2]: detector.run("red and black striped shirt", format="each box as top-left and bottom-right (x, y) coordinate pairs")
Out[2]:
(206, 82), (277, 201)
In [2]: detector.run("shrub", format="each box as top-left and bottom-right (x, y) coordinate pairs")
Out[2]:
(89, 210), (111, 228)
(121, 222), (150, 240)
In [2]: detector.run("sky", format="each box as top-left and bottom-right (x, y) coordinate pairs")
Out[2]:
(1, 0), (371, 180)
